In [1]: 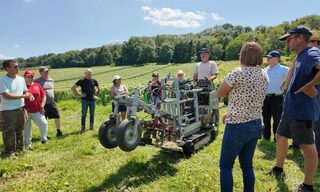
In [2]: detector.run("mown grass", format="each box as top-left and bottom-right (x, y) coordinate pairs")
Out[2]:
(1, 59), (317, 192)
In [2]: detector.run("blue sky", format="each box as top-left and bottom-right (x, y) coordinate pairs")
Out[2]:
(0, 0), (319, 59)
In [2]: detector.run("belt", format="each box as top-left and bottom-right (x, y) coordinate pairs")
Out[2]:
(266, 93), (283, 97)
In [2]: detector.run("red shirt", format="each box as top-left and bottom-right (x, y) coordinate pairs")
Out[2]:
(25, 82), (46, 113)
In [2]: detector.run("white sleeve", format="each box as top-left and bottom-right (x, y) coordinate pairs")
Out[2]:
(211, 62), (219, 75)
(0, 78), (8, 94)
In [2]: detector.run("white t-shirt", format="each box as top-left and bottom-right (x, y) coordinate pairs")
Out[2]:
(0, 75), (27, 111)
(194, 61), (219, 79)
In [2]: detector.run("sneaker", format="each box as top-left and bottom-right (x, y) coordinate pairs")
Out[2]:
(25, 145), (33, 150)
(56, 129), (63, 137)
(1, 152), (18, 160)
(90, 126), (94, 130)
(41, 140), (47, 144)
(268, 167), (286, 179)
(293, 184), (314, 192)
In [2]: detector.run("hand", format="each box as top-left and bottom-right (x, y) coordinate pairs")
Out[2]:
(40, 108), (45, 115)
(222, 113), (227, 124)
(29, 95), (35, 102)
(280, 84), (287, 92)
(80, 93), (86, 98)
(295, 85), (318, 98)
(93, 95), (99, 100)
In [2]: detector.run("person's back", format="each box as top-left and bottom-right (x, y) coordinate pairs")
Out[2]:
(226, 67), (268, 123)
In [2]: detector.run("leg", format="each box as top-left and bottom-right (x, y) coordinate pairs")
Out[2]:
(220, 124), (243, 192)
(275, 134), (289, 168)
(89, 101), (95, 129)
(32, 112), (48, 142)
(15, 109), (26, 151)
(1, 111), (16, 154)
(23, 114), (33, 147)
(81, 99), (89, 130)
(239, 138), (259, 192)
(312, 120), (320, 157)
(262, 98), (272, 140)
(270, 96), (283, 141)
(300, 144), (318, 185)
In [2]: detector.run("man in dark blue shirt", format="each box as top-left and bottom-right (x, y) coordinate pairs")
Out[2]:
(71, 69), (100, 133)
(270, 26), (320, 192)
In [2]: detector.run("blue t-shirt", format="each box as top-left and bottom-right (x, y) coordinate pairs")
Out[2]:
(0, 75), (27, 111)
(283, 47), (320, 120)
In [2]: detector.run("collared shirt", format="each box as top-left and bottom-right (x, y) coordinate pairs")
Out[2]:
(0, 75), (27, 111)
(284, 47), (320, 120)
(263, 63), (289, 94)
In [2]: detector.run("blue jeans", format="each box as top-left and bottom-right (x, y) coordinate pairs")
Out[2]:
(312, 120), (320, 156)
(220, 119), (263, 192)
(81, 99), (96, 128)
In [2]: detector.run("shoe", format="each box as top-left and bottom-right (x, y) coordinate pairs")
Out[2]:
(56, 129), (63, 137)
(24, 144), (33, 150)
(293, 184), (314, 192)
(41, 140), (47, 144)
(268, 167), (286, 179)
(1, 151), (18, 160)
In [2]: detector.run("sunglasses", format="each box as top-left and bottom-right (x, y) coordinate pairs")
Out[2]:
(177, 74), (183, 76)
(11, 65), (19, 69)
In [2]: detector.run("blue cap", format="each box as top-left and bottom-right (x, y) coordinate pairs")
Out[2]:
(266, 50), (281, 58)
(279, 25), (312, 41)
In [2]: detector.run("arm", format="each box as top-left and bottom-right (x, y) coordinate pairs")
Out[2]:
(210, 74), (218, 81)
(193, 73), (198, 81)
(96, 85), (101, 96)
(122, 85), (129, 96)
(71, 84), (85, 98)
(40, 95), (46, 114)
(295, 62), (320, 97)
(2, 91), (32, 100)
(217, 81), (232, 98)
(281, 62), (295, 91)
(110, 86), (116, 98)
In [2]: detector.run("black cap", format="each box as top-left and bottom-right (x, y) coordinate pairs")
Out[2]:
(199, 48), (211, 54)
(279, 25), (312, 41)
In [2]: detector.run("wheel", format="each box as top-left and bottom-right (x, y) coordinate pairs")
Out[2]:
(98, 119), (118, 148)
(116, 119), (141, 152)
(182, 142), (194, 158)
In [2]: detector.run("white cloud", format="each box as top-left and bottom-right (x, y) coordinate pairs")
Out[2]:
(211, 12), (223, 21)
(23, 0), (35, 3)
(142, 6), (205, 28)
(13, 44), (21, 48)
(0, 54), (13, 60)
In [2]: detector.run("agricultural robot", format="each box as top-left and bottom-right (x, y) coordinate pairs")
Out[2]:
(98, 75), (219, 157)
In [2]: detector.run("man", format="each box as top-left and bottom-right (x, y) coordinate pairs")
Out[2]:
(193, 48), (219, 81)
(34, 66), (63, 137)
(193, 48), (219, 124)
(270, 26), (320, 192)
(71, 69), (100, 133)
(0, 60), (33, 158)
(262, 51), (289, 142)
(309, 31), (320, 159)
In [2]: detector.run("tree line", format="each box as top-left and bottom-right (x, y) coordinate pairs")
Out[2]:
(5, 15), (320, 68)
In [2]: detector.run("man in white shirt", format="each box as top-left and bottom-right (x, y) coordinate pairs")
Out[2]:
(193, 48), (219, 81)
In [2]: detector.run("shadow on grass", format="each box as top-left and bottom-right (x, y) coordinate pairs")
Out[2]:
(85, 150), (183, 192)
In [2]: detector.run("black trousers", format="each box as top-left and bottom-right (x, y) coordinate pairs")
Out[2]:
(262, 95), (283, 140)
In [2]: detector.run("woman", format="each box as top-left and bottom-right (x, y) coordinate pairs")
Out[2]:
(148, 72), (162, 126)
(110, 75), (128, 121)
(217, 42), (268, 192)
(23, 70), (48, 149)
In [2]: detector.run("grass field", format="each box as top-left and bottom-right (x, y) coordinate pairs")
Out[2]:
(1, 60), (319, 192)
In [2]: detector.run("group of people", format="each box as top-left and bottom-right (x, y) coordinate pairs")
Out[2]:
(0, 63), (63, 158)
(217, 26), (320, 192)
(0, 24), (319, 191)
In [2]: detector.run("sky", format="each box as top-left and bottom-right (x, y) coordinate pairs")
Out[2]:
(0, 0), (319, 59)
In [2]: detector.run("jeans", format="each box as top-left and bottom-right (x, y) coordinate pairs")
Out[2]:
(312, 120), (320, 156)
(81, 99), (95, 128)
(24, 112), (48, 147)
(220, 119), (263, 192)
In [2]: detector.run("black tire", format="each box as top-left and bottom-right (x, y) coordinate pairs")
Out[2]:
(116, 119), (141, 152)
(98, 120), (117, 149)
(182, 142), (194, 158)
